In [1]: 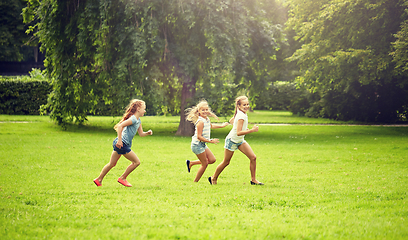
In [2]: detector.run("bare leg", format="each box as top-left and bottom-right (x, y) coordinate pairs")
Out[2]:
(194, 151), (209, 182)
(95, 151), (121, 183)
(238, 142), (260, 183)
(119, 150), (141, 181)
(211, 149), (234, 184)
(189, 148), (216, 169)
(189, 160), (201, 168)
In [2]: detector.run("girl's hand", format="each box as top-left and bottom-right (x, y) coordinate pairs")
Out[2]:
(222, 122), (229, 127)
(210, 138), (219, 144)
(146, 129), (153, 135)
(116, 140), (123, 149)
(252, 125), (259, 133)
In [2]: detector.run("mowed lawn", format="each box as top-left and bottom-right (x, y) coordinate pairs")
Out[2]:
(0, 112), (407, 239)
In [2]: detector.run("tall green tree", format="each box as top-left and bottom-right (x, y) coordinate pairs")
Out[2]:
(24, 0), (283, 134)
(286, 0), (408, 122)
(0, 0), (32, 61)
(391, 0), (408, 82)
(24, 0), (157, 125)
(150, 0), (284, 135)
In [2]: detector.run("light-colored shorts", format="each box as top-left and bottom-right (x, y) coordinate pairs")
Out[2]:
(224, 138), (246, 151)
(191, 142), (208, 155)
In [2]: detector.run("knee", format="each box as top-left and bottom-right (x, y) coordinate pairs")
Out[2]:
(107, 162), (117, 168)
(223, 159), (231, 166)
(208, 158), (216, 164)
(249, 155), (257, 162)
(133, 161), (141, 167)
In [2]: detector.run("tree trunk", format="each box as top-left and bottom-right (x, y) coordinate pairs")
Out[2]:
(175, 79), (196, 136)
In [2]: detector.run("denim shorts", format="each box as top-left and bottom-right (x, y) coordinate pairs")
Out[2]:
(191, 141), (208, 155)
(113, 138), (132, 155)
(224, 138), (246, 151)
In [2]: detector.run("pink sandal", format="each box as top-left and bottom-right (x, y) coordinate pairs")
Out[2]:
(93, 179), (102, 187)
(118, 178), (132, 187)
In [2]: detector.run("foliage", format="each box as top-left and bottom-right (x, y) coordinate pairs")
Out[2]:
(391, 0), (408, 84)
(0, 69), (51, 115)
(254, 81), (307, 111)
(286, 0), (408, 122)
(0, 0), (34, 61)
(23, 0), (284, 133)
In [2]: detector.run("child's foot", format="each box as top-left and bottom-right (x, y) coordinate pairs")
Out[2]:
(93, 179), (102, 187)
(208, 176), (217, 185)
(250, 180), (264, 185)
(186, 160), (191, 173)
(118, 178), (132, 187)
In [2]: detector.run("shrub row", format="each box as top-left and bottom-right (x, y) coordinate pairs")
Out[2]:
(0, 78), (52, 115)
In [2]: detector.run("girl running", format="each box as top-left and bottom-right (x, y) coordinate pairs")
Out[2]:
(209, 96), (263, 185)
(185, 100), (229, 182)
(93, 99), (153, 187)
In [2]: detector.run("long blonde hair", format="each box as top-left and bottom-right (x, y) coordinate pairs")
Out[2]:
(234, 96), (249, 117)
(185, 99), (218, 123)
(114, 99), (145, 130)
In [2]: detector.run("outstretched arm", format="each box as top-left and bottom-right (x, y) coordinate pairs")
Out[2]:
(211, 122), (229, 129)
(137, 124), (153, 137)
(236, 119), (258, 136)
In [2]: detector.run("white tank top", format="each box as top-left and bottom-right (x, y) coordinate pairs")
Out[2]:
(191, 116), (211, 144)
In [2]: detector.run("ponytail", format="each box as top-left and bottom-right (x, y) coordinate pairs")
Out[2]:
(114, 99), (145, 131)
(234, 96), (248, 117)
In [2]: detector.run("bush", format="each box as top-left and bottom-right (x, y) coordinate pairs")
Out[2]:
(254, 81), (313, 114)
(0, 69), (52, 115)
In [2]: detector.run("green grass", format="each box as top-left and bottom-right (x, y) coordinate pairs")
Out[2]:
(0, 112), (407, 239)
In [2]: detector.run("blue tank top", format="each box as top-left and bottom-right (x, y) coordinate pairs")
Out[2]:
(121, 115), (141, 146)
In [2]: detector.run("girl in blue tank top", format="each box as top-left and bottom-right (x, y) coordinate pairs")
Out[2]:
(93, 99), (153, 187)
(185, 100), (229, 182)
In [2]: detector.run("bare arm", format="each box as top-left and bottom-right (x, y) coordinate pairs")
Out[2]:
(211, 122), (229, 129)
(196, 121), (219, 144)
(137, 123), (153, 137)
(115, 118), (135, 148)
(236, 119), (258, 136)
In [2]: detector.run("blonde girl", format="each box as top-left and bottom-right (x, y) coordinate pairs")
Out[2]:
(209, 96), (263, 185)
(93, 99), (153, 187)
(185, 100), (229, 182)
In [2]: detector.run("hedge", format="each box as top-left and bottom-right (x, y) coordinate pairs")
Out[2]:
(0, 78), (52, 115)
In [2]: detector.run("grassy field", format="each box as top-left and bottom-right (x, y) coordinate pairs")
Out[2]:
(0, 111), (407, 239)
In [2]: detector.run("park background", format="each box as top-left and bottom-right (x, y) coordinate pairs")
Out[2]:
(1, 0), (408, 239)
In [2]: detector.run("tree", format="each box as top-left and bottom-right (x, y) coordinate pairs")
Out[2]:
(0, 0), (33, 61)
(24, 0), (283, 133)
(24, 0), (157, 125)
(391, 0), (408, 81)
(286, 0), (408, 122)
(153, 0), (285, 135)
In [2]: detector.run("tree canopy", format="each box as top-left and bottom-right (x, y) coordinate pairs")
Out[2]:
(286, 0), (408, 122)
(24, 0), (284, 134)
(22, 0), (408, 127)
(0, 0), (34, 61)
